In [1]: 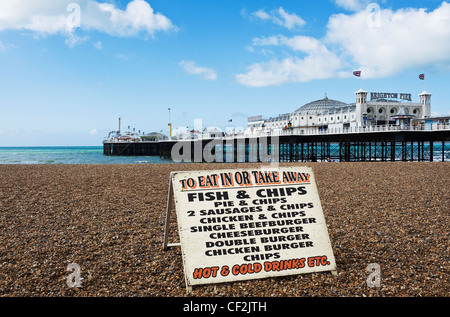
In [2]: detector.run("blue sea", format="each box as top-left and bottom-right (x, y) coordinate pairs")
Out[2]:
(0, 146), (173, 165)
(1, 144), (448, 164)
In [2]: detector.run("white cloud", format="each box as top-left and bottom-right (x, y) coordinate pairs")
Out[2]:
(93, 41), (102, 50)
(89, 128), (98, 135)
(237, 2), (450, 86)
(0, 41), (17, 51)
(65, 33), (89, 48)
(251, 7), (306, 30)
(85, 0), (175, 37)
(0, 0), (176, 46)
(326, 1), (450, 78)
(252, 10), (271, 21)
(237, 35), (345, 87)
(239, 7), (341, 86)
(253, 35), (330, 54)
(333, 0), (371, 11)
(179, 60), (218, 81)
(116, 53), (130, 60)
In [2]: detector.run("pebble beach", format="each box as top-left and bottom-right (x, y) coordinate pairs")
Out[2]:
(0, 162), (448, 297)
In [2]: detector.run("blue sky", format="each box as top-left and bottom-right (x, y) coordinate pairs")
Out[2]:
(0, 0), (449, 146)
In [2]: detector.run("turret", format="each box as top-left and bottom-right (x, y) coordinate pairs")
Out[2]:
(355, 88), (368, 126)
(419, 91), (431, 118)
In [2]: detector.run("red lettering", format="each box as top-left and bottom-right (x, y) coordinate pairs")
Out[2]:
(192, 266), (220, 279)
(307, 256), (329, 267)
(232, 263), (263, 276)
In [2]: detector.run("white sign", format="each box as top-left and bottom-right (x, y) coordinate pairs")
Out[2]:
(370, 92), (412, 101)
(164, 167), (337, 288)
(248, 115), (263, 122)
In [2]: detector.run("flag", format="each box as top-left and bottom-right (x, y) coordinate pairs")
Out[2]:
(419, 74), (425, 80)
(353, 70), (361, 77)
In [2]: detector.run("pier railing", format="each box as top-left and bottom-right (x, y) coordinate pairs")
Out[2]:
(103, 124), (449, 144)
(177, 124), (450, 141)
(286, 124), (450, 136)
(103, 124), (450, 162)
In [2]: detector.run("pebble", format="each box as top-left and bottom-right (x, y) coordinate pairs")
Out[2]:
(0, 162), (448, 297)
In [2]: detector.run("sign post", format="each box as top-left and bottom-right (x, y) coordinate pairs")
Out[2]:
(163, 167), (337, 293)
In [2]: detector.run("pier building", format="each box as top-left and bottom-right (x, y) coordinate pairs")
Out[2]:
(247, 90), (432, 135)
(103, 88), (449, 162)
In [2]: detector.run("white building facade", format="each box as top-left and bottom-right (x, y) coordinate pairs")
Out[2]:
(248, 90), (432, 135)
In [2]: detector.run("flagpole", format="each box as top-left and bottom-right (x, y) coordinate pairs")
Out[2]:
(360, 69), (363, 90)
(353, 69), (363, 89)
(420, 74), (426, 91)
(361, 72), (363, 90)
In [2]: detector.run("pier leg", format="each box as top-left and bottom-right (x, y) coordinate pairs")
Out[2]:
(443, 141), (445, 162)
(301, 143), (304, 162)
(430, 141), (434, 162)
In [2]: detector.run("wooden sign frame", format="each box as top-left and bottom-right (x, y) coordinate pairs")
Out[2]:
(163, 168), (337, 294)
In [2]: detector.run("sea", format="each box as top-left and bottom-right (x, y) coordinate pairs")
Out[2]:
(0, 146), (173, 165)
(0, 144), (448, 164)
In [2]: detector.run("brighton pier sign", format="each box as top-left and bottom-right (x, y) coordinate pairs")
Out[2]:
(370, 92), (412, 102)
(163, 167), (337, 293)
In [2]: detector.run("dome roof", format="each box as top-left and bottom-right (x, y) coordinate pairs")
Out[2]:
(294, 95), (352, 115)
(295, 95), (354, 114)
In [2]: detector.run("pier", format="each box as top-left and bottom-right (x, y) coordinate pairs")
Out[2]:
(103, 128), (450, 163)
